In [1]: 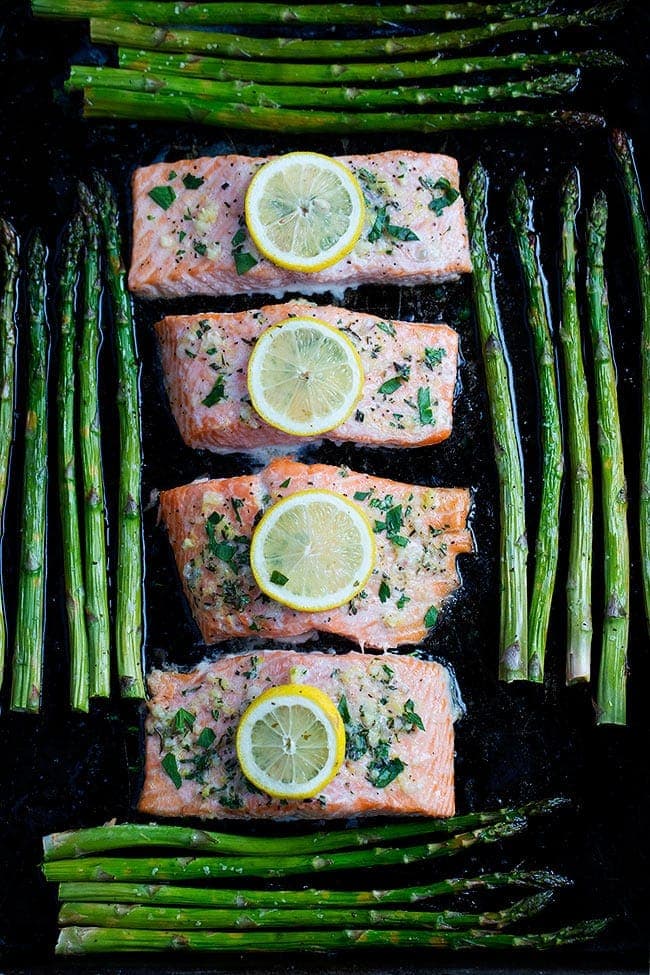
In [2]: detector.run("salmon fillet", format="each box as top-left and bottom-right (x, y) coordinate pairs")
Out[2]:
(155, 302), (459, 452)
(138, 650), (456, 819)
(159, 458), (473, 649)
(129, 150), (472, 299)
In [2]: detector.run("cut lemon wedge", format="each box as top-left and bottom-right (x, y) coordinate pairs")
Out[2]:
(236, 683), (345, 800)
(247, 317), (364, 436)
(250, 489), (376, 612)
(244, 151), (365, 272)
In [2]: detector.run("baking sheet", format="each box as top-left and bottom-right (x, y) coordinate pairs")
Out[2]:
(0, 0), (648, 970)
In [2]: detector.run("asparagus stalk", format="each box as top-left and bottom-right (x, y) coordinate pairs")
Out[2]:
(57, 215), (89, 713)
(508, 178), (564, 683)
(78, 185), (110, 699)
(611, 130), (650, 637)
(93, 175), (144, 700)
(32, 0), (551, 26)
(42, 819), (527, 883)
(57, 871), (573, 909)
(0, 219), (18, 689)
(90, 6), (625, 60)
(585, 193), (629, 726)
(119, 47), (624, 86)
(560, 169), (594, 684)
(42, 797), (568, 861)
(58, 892), (554, 932)
(10, 234), (49, 713)
(67, 64), (580, 109)
(81, 88), (606, 132)
(466, 162), (528, 681)
(55, 918), (611, 954)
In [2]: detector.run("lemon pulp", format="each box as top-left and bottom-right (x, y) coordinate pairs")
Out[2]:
(249, 489), (376, 612)
(236, 683), (345, 800)
(247, 317), (364, 436)
(244, 151), (365, 273)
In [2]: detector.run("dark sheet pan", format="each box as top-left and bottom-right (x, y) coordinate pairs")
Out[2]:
(0, 0), (648, 971)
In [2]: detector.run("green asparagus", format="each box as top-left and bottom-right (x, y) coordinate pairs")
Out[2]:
(57, 215), (89, 713)
(508, 178), (564, 683)
(560, 169), (593, 684)
(586, 193), (629, 726)
(611, 130), (650, 637)
(93, 175), (144, 699)
(78, 185), (110, 699)
(82, 88), (606, 132)
(56, 870), (573, 909)
(66, 64), (579, 109)
(119, 47), (624, 86)
(0, 218), (18, 689)
(90, 5), (624, 60)
(42, 797), (568, 861)
(10, 234), (49, 713)
(58, 892), (554, 931)
(55, 918), (611, 954)
(466, 162), (528, 681)
(32, 0), (551, 26)
(42, 819), (527, 883)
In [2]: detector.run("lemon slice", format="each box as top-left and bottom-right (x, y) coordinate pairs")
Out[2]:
(250, 489), (376, 612)
(247, 317), (364, 437)
(236, 683), (345, 800)
(244, 151), (365, 272)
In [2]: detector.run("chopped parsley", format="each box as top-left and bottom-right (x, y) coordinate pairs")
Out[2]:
(231, 227), (258, 275)
(424, 346), (446, 369)
(193, 240), (208, 256)
(172, 707), (195, 734)
(337, 695), (369, 761)
(367, 742), (406, 788)
(202, 374), (227, 407)
(279, 477), (291, 488)
(270, 570), (289, 586)
(148, 185), (176, 211)
(161, 753), (182, 789)
(402, 698), (425, 732)
(378, 375), (405, 396)
(424, 605), (439, 629)
(182, 173), (205, 189)
(353, 490), (371, 501)
(378, 579), (391, 603)
(417, 386), (434, 425)
(196, 727), (216, 749)
(368, 205), (419, 244)
(419, 175), (460, 217)
(396, 593), (411, 610)
(376, 320), (396, 338)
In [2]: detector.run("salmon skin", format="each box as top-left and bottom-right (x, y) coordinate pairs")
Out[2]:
(159, 458), (473, 650)
(155, 302), (459, 452)
(129, 150), (472, 300)
(138, 650), (456, 820)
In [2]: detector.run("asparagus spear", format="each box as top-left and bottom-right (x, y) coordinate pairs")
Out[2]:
(78, 185), (110, 699)
(57, 215), (89, 713)
(585, 193), (629, 726)
(42, 797), (567, 861)
(10, 234), (49, 713)
(508, 178), (564, 683)
(32, 0), (552, 26)
(93, 175), (144, 700)
(55, 918), (611, 954)
(466, 162), (528, 681)
(67, 64), (580, 109)
(82, 88), (606, 132)
(57, 871), (573, 909)
(119, 47), (624, 86)
(90, 5), (625, 60)
(0, 218), (18, 690)
(611, 130), (650, 637)
(42, 819), (527, 883)
(560, 169), (594, 684)
(58, 892), (554, 932)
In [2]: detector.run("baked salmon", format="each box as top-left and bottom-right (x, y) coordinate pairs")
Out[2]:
(138, 650), (456, 819)
(155, 302), (459, 452)
(129, 150), (472, 299)
(159, 458), (473, 649)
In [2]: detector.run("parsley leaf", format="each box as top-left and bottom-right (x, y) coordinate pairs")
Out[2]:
(148, 185), (176, 211)
(367, 742), (406, 788)
(378, 579), (391, 603)
(182, 173), (205, 189)
(378, 376), (405, 396)
(233, 249), (258, 275)
(196, 727), (216, 748)
(424, 346), (446, 369)
(402, 698), (425, 732)
(161, 753), (182, 789)
(424, 605), (439, 629)
(173, 707), (195, 734)
(419, 175), (460, 217)
(202, 375), (227, 407)
(270, 570), (289, 586)
(417, 386), (434, 425)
